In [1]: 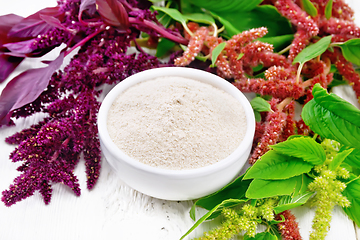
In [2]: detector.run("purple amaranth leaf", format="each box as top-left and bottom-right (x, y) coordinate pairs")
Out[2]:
(3, 39), (36, 54)
(39, 14), (75, 34)
(0, 14), (24, 46)
(96, 0), (129, 28)
(3, 47), (55, 58)
(79, 0), (97, 21)
(8, 7), (60, 38)
(0, 54), (23, 83)
(0, 51), (64, 126)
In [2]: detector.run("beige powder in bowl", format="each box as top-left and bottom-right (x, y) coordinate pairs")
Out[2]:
(107, 76), (247, 170)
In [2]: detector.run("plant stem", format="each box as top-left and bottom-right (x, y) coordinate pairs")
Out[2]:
(295, 62), (303, 84)
(278, 44), (292, 55)
(277, 97), (293, 111)
(64, 26), (105, 57)
(129, 17), (188, 45)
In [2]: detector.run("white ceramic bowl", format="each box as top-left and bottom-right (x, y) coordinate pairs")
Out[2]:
(98, 67), (255, 201)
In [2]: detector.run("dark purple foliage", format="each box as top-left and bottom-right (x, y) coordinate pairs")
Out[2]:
(3, 39), (37, 53)
(0, 0), (187, 206)
(0, 52), (64, 125)
(39, 14), (72, 33)
(79, 0), (97, 21)
(96, 0), (129, 28)
(8, 7), (60, 38)
(0, 54), (23, 83)
(0, 14), (24, 46)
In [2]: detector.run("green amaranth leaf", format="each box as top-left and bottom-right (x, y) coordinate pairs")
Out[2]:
(302, 83), (360, 149)
(210, 42), (226, 67)
(301, 0), (318, 17)
(270, 136), (326, 165)
(246, 175), (301, 199)
(250, 97), (272, 112)
(151, 6), (187, 26)
(293, 35), (332, 65)
(336, 38), (360, 66)
(252, 64), (264, 72)
(178, 0), (202, 15)
(328, 78), (347, 88)
(184, 0), (263, 13)
(244, 151), (313, 180)
(180, 199), (245, 240)
(237, 52), (245, 60)
(244, 231), (278, 240)
(151, 6), (215, 29)
(328, 148), (354, 171)
(155, 37), (175, 58)
(342, 176), (360, 227)
(274, 191), (314, 214)
(269, 223), (283, 239)
(210, 5), (293, 38)
(183, 13), (215, 25)
(259, 34), (294, 52)
(151, 6), (215, 35)
(155, 10), (173, 28)
(254, 111), (261, 122)
(190, 174), (251, 220)
(293, 35), (332, 82)
(343, 147), (360, 169)
(325, 0), (333, 20)
(293, 173), (313, 196)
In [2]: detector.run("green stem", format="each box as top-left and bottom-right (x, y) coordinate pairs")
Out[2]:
(278, 44), (292, 55)
(346, 175), (360, 185)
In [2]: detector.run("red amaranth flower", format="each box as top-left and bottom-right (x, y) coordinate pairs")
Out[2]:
(233, 77), (304, 100)
(312, 0), (354, 21)
(302, 59), (327, 79)
(265, 66), (295, 81)
(240, 41), (290, 72)
(205, 36), (232, 79)
(319, 18), (360, 39)
(225, 27), (268, 79)
(279, 101), (296, 142)
(324, 48), (360, 102)
(289, 29), (311, 61)
(273, 0), (319, 36)
(249, 99), (288, 164)
(331, 0), (354, 20)
(275, 210), (302, 240)
(174, 26), (208, 66)
(227, 27), (268, 47)
(302, 73), (334, 104)
(296, 119), (311, 135)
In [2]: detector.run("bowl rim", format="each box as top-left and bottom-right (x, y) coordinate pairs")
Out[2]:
(97, 67), (255, 178)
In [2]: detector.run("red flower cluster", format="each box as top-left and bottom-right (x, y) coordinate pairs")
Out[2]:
(174, 27), (209, 66)
(249, 98), (296, 164)
(249, 108), (287, 164)
(324, 48), (360, 100)
(173, 0), (359, 165)
(276, 210), (302, 240)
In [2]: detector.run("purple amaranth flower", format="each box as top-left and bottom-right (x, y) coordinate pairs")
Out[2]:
(3, 118), (82, 206)
(1, 0), (186, 206)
